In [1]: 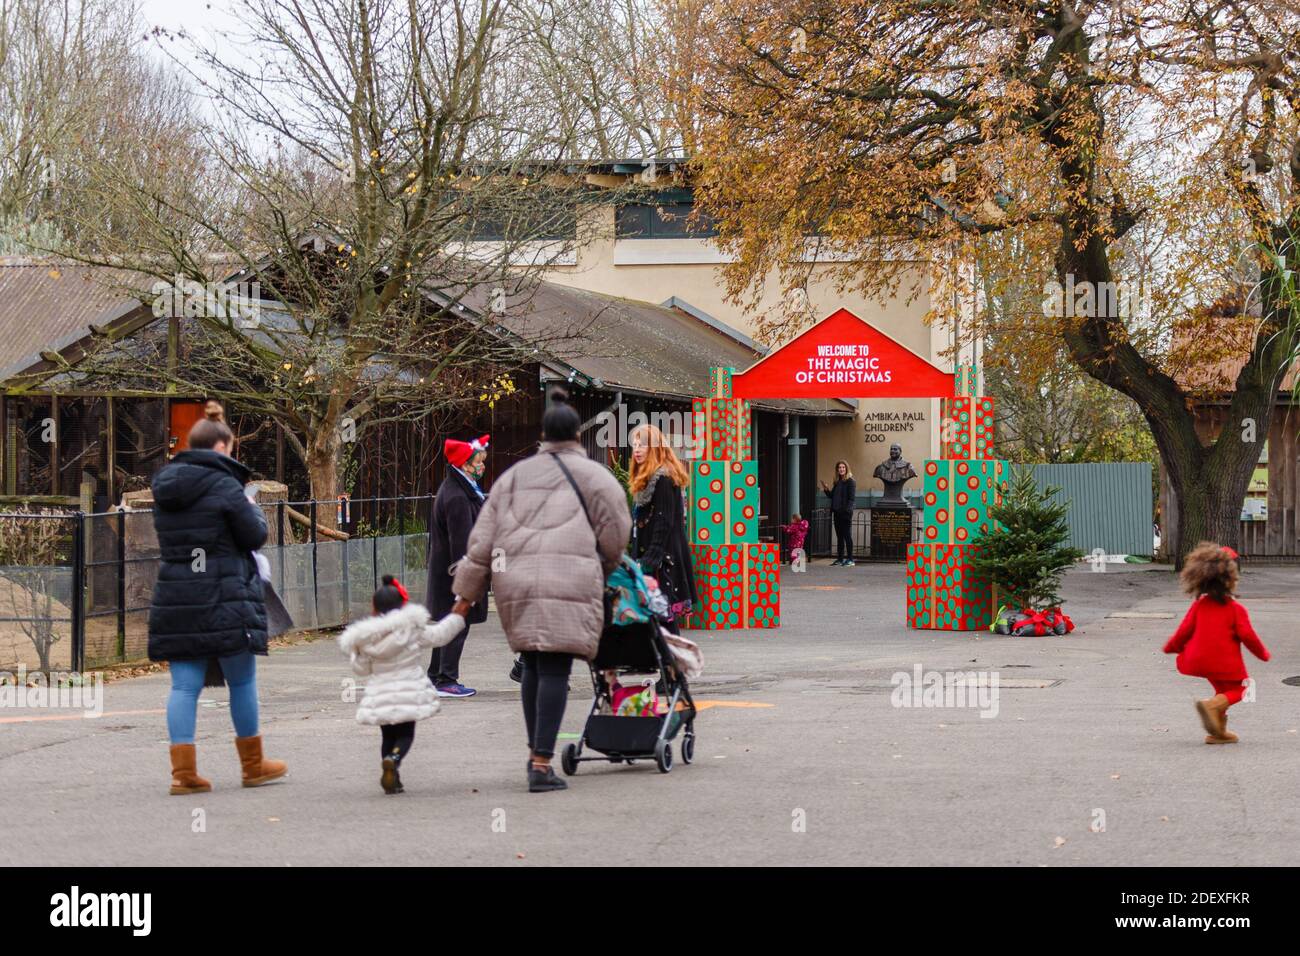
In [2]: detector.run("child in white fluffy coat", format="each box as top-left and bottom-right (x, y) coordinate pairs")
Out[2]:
(338, 575), (464, 794)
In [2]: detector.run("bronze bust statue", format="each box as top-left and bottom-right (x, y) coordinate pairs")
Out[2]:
(873, 443), (916, 505)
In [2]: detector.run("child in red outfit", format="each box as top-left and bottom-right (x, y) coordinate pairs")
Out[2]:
(1163, 542), (1269, 744)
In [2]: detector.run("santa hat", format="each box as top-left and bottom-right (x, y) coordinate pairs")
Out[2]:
(444, 434), (489, 469)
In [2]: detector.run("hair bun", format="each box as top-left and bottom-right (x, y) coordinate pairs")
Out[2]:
(548, 386), (570, 405)
(381, 574), (396, 586)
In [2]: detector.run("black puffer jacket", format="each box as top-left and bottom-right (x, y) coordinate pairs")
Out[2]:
(147, 450), (269, 661)
(632, 471), (699, 620)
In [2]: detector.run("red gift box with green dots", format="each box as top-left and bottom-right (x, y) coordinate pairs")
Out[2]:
(691, 397), (752, 461)
(686, 542), (781, 630)
(906, 542), (994, 630)
(941, 395), (996, 460)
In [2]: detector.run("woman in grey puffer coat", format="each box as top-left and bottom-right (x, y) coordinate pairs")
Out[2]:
(452, 397), (630, 793)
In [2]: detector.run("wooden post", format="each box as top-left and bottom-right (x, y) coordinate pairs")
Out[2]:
(106, 395), (117, 506)
(50, 393), (60, 496)
(0, 391), (7, 496)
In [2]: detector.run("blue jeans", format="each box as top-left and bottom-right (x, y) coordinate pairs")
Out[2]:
(167, 652), (259, 744)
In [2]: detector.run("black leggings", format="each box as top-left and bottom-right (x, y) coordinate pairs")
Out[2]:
(380, 722), (415, 763)
(833, 510), (853, 560)
(519, 650), (575, 758)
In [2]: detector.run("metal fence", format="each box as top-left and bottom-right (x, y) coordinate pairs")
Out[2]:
(0, 496), (435, 672)
(803, 507), (920, 560)
(1026, 463), (1154, 557)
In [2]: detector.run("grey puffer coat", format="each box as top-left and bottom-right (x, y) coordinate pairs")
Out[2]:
(452, 441), (631, 659)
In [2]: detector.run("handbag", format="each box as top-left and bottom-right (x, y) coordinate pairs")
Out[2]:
(549, 452), (614, 629)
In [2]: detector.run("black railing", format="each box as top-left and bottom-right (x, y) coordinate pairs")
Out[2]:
(0, 496), (436, 672)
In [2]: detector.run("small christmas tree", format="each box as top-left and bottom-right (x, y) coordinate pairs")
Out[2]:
(969, 467), (1083, 610)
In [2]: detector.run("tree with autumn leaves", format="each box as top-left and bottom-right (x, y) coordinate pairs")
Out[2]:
(682, 0), (1300, 565)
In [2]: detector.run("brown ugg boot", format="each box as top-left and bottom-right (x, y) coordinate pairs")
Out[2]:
(169, 744), (212, 795)
(1194, 694), (1229, 738)
(1206, 708), (1239, 744)
(235, 735), (287, 787)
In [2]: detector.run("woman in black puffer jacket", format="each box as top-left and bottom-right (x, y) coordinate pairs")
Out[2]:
(149, 413), (286, 795)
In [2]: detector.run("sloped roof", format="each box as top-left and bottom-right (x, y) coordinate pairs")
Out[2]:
(1, 258), (853, 416)
(0, 261), (146, 381)
(453, 281), (855, 416)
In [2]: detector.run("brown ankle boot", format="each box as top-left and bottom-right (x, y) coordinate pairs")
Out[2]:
(1194, 694), (1229, 737)
(235, 735), (287, 787)
(169, 744), (212, 795)
(1206, 708), (1239, 744)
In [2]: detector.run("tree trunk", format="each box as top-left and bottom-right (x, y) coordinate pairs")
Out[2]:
(306, 427), (342, 531)
(1165, 460), (1256, 567)
(1051, 176), (1279, 569)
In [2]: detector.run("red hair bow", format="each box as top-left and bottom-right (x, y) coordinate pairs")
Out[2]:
(1222, 546), (1239, 561)
(390, 579), (409, 604)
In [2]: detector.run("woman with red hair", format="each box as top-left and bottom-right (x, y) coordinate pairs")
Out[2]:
(629, 423), (697, 630)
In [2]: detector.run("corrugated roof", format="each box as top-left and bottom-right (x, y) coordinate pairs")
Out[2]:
(1, 259), (853, 416)
(457, 280), (855, 416)
(0, 261), (144, 381)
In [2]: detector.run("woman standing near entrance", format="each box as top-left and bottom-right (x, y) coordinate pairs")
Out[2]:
(820, 461), (856, 567)
(629, 423), (697, 631)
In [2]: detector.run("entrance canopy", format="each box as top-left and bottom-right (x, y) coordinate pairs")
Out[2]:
(731, 308), (955, 399)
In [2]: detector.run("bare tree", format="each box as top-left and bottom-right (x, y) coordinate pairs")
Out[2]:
(0, 510), (68, 673)
(0, 0), (197, 252)
(38, 0), (608, 507)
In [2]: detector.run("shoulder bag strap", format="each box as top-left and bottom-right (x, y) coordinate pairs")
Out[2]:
(549, 451), (595, 535)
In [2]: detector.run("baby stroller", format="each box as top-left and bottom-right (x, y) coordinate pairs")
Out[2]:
(561, 556), (698, 775)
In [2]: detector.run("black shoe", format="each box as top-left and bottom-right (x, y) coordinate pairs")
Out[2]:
(381, 756), (403, 795)
(528, 765), (568, 793)
(509, 657), (523, 683)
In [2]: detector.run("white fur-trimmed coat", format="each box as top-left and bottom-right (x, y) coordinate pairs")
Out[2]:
(337, 604), (465, 725)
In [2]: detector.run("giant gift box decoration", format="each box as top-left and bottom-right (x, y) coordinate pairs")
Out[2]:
(684, 367), (779, 630)
(940, 360), (996, 459)
(688, 542), (781, 630)
(688, 459), (759, 545)
(906, 543), (992, 630)
(907, 363), (1007, 631)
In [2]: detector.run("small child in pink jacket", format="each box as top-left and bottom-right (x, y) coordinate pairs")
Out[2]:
(780, 514), (809, 566)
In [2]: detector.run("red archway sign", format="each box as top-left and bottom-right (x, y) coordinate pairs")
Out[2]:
(731, 308), (955, 399)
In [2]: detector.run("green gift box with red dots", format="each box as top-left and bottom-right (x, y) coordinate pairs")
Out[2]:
(920, 458), (1008, 546)
(688, 459), (759, 546)
(686, 542), (781, 630)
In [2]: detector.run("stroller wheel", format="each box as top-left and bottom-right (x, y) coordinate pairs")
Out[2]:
(681, 733), (695, 765)
(561, 743), (579, 777)
(654, 740), (673, 773)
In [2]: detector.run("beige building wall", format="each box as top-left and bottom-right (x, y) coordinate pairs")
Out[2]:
(542, 205), (951, 504)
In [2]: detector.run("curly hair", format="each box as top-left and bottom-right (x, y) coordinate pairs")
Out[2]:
(1180, 541), (1239, 603)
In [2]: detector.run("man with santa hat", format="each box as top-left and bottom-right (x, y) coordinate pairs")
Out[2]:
(425, 434), (490, 697)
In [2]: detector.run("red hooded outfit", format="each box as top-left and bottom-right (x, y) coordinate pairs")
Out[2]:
(1163, 594), (1270, 705)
